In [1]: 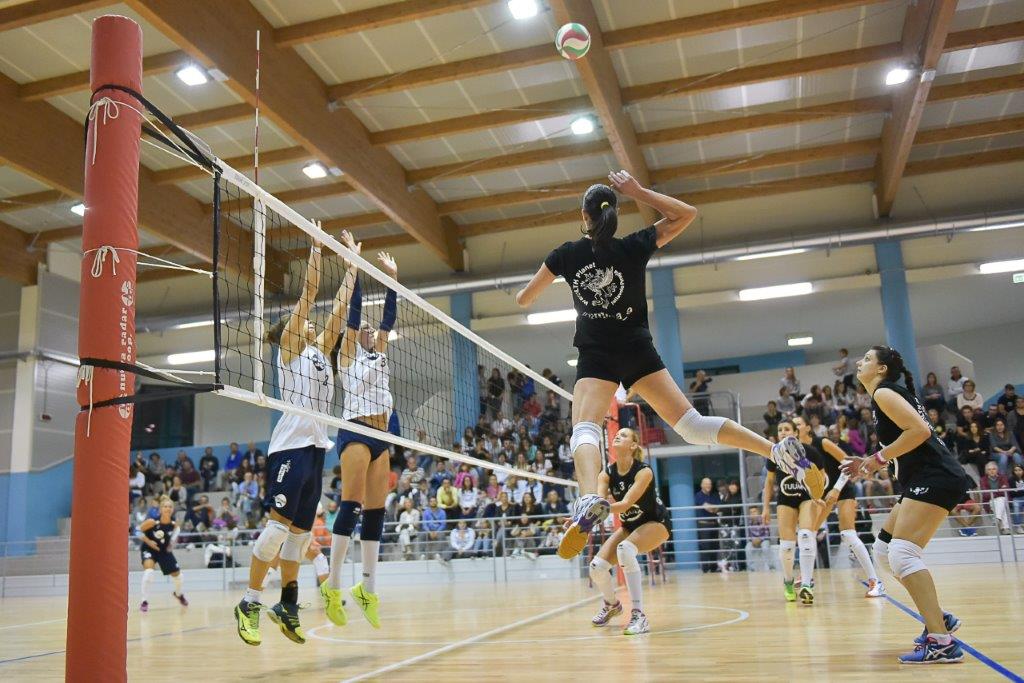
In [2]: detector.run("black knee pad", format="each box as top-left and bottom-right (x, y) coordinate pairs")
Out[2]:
(334, 500), (362, 536)
(877, 529), (892, 544)
(360, 508), (385, 542)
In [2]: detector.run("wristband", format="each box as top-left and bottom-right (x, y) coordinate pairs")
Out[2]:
(873, 451), (887, 466)
(831, 473), (850, 492)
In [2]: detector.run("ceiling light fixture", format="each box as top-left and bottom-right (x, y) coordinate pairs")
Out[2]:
(70, 203), (85, 217)
(979, 258), (1024, 275)
(507, 0), (538, 20)
(167, 349), (216, 365)
(570, 116), (595, 136)
(735, 248), (808, 261)
(787, 334), (814, 347)
(172, 320), (215, 330)
(527, 309), (577, 325)
(567, 358), (579, 367)
(738, 282), (813, 302)
(885, 67), (912, 86)
(302, 162), (328, 179)
(176, 65), (209, 87)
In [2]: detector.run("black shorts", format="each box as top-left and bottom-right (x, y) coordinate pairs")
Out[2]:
(777, 474), (811, 509)
(266, 445), (326, 530)
(898, 474), (972, 512)
(621, 504), (668, 533)
(776, 492), (811, 510)
(575, 339), (665, 391)
(141, 548), (179, 575)
(836, 483), (856, 501)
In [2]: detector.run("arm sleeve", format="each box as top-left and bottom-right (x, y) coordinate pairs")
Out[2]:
(346, 277), (362, 331)
(379, 289), (397, 332)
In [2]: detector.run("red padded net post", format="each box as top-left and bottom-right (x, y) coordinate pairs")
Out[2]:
(66, 15), (142, 682)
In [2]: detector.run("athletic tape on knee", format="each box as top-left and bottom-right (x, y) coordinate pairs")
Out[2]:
(672, 408), (726, 446)
(252, 520), (289, 562)
(312, 553), (329, 577)
(570, 421), (601, 454)
(360, 508), (386, 542)
(616, 540), (641, 574)
(873, 539), (892, 576)
(281, 531), (310, 562)
(333, 500), (362, 536)
(888, 539), (926, 580)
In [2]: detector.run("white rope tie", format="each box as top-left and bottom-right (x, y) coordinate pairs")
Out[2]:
(76, 364), (94, 437)
(83, 246), (212, 278)
(88, 245), (120, 277)
(87, 97), (124, 166)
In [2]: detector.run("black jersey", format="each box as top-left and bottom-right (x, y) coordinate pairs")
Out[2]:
(871, 380), (965, 487)
(606, 459), (662, 526)
(543, 225), (658, 349)
(143, 520), (176, 554)
(767, 439), (825, 498)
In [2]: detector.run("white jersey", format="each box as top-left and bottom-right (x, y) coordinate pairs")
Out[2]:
(268, 345), (335, 454)
(340, 344), (393, 420)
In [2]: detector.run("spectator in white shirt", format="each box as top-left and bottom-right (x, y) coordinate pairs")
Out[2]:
(780, 367), (803, 401)
(437, 521), (477, 563)
(491, 411), (512, 437)
(396, 499), (421, 560)
(957, 379), (983, 412)
(947, 366), (967, 399)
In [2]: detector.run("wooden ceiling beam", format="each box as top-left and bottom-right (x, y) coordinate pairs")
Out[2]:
(32, 224), (82, 245)
(904, 145), (1024, 177)
(174, 103), (253, 130)
(275, 0), (491, 48)
(549, 0), (657, 224)
(0, 220), (41, 285)
(130, 0), (463, 270)
(408, 139), (611, 183)
(152, 145), (309, 185)
(18, 49), (188, 101)
(0, 0), (110, 32)
(913, 112), (1024, 146)
(0, 189), (67, 213)
(874, 0), (958, 217)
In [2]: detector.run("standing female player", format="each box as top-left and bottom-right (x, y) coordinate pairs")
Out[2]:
(137, 496), (187, 611)
(843, 346), (973, 664)
(762, 418), (823, 605)
(235, 232), (360, 646)
(588, 428), (668, 636)
(321, 251), (401, 631)
(516, 170), (818, 559)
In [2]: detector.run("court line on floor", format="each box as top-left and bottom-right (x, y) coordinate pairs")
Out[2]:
(0, 617), (66, 631)
(868, 581), (1023, 681)
(339, 594), (602, 683)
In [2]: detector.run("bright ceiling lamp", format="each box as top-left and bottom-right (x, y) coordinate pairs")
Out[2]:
(738, 281), (813, 302)
(176, 65), (209, 86)
(735, 248), (807, 262)
(570, 116), (595, 135)
(167, 349), (216, 365)
(172, 319), (215, 330)
(885, 67), (912, 86)
(979, 258), (1024, 274)
(567, 358), (579, 367)
(70, 203), (86, 216)
(787, 334), (814, 347)
(527, 309), (577, 325)
(507, 0), (538, 20)
(969, 219), (1024, 232)
(302, 162), (328, 179)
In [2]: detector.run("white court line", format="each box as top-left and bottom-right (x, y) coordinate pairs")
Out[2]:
(339, 594), (601, 683)
(0, 617), (67, 631)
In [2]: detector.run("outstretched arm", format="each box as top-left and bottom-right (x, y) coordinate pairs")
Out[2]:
(515, 264), (556, 308)
(317, 231), (360, 356)
(607, 170), (697, 248)
(280, 243), (321, 364)
(375, 251), (398, 354)
(337, 277), (361, 369)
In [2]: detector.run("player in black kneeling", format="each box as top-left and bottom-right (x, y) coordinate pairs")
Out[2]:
(588, 428), (668, 636)
(137, 496), (188, 612)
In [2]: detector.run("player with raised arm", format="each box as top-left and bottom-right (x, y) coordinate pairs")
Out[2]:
(321, 251), (401, 630)
(234, 232), (360, 646)
(516, 170), (820, 560)
(137, 496), (187, 612)
(842, 346), (973, 664)
(588, 428), (668, 636)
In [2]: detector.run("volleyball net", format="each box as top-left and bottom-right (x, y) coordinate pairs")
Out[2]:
(208, 159), (576, 487)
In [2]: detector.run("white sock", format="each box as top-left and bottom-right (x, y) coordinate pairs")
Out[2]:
(779, 540), (796, 582)
(172, 573), (183, 596)
(243, 587), (262, 604)
(361, 540), (380, 593)
(589, 557), (616, 603)
(312, 553), (330, 582)
(328, 534), (350, 590)
(141, 568), (154, 602)
(623, 569), (643, 611)
(797, 529), (816, 587)
(842, 529), (878, 581)
(930, 633), (952, 644)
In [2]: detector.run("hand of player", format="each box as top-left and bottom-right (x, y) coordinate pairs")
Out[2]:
(761, 508), (771, 526)
(609, 500), (629, 515)
(840, 456), (867, 478)
(607, 169), (644, 199)
(378, 251), (398, 280)
(339, 230), (360, 264)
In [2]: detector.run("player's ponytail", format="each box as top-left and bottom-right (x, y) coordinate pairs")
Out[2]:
(871, 345), (916, 395)
(582, 183), (618, 262)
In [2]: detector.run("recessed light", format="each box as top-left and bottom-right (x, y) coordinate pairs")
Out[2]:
(70, 203), (85, 217)
(885, 67), (911, 86)
(167, 349), (216, 365)
(507, 0), (538, 20)
(571, 116), (595, 136)
(302, 162), (328, 180)
(176, 65), (209, 87)
(527, 309), (577, 325)
(979, 258), (1024, 275)
(787, 335), (814, 347)
(738, 282), (813, 302)
(567, 358), (579, 367)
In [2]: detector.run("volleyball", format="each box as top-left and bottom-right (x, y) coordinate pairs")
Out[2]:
(555, 22), (591, 60)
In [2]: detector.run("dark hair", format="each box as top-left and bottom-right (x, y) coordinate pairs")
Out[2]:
(778, 418), (796, 432)
(266, 315), (289, 346)
(871, 345), (915, 395)
(582, 183), (618, 261)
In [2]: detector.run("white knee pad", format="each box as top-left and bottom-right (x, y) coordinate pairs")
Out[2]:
(797, 528), (815, 551)
(672, 408), (726, 446)
(570, 421), (602, 454)
(312, 552), (330, 577)
(280, 531), (311, 562)
(873, 539), (892, 576)
(840, 529), (859, 545)
(616, 540), (641, 574)
(888, 539), (926, 580)
(779, 539), (796, 554)
(252, 520), (289, 562)
(589, 556), (612, 578)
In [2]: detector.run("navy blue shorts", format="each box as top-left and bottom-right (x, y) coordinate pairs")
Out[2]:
(265, 445), (326, 530)
(141, 548), (179, 575)
(337, 416), (399, 462)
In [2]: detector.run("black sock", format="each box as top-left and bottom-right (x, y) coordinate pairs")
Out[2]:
(281, 581), (298, 605)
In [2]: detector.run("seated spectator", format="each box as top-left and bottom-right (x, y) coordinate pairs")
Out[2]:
(780, 366), (803, 402)
(312, 504), (331, 548)
(234, 471), (260, 525)
(520, 491), (541, 520)
(833, 380), (855, 417)
(808, 414), (827, 438)
(473, 518), (493, 557)
(131, 496), (152, 528)
(437, 478), (460, 522)
(484, 491), (520, 521)
(145, 451), (165, 485)
(1008, 464), (1024, 533)
(454, 463), (479, 491)
(485, 434), (502, 457)
(863, 469), (894, 509)
(491, 411), (512, 437)
(978, 461), (1012, 533)
(921, 372), (946, 415)
(187, 494), (215, 530)
(179, 460), (201, 502)
(199, 447), (219, 492)
(324, 499), (338, 530)
(253, 454), (268, 476)
(956, 380), (983, 413)
(396, 499), (421, 560)
(223, 442), (245, 479)
(537, 523), (563, 555)
(762, 400), (782, 438)
(947, 366), (967, 401)
(997, 384), (1019, 413)
(776, 387), (796, 418)
(522, 393), (542, 419)
(386, 475), (414, 519)
(486, 367), (505, 419)
(458, 477), (479, 519)
(541, 368), (562, 388)
(540, 391), (562, 426)
(979, 403), (1001, 431)
(484, 473), (501, 501)
(242, 441), (262, 465)
(853, 384), (872, 412)
(401, 454), (425, 483)
(846, 418), (866, 456)
(173, 449), (194, 472)
(542, 490), (568, 529)
(990, 418), (1022, 474)
(504, 474), (528, 505)
(927, 408), (955, 451)
(820, 384), (837, 423)
(1009, 396), (1024, 447)
(168, 476), (188, 511)
(215, 496), (237, 530)
(438, 520), (476, 563)
(950, 496), (983, 536)
(957, 421), (990, 482)
(557, 434), (574, 479)
(857, 408), (876, 443)
(204, 536), (235, 568)
(421, 497), (447, 549)
(536, 435), (556, 471)
(509, 513), (538, 559)
(746, 506), (772, 572)
(129, 465), (145, 504)
(955, 405), (979, 438)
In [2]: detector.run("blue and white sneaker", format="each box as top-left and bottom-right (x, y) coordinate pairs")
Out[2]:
(770, 436), (808, 479)
(898, 637), (964, 664)
(914, 612), (961, 645)
(557, 494), (610, 560)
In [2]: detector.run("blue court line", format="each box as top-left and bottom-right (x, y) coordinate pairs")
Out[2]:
(865, 581), (1023, 681)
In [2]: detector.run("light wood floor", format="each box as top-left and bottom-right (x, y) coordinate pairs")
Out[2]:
(1, 564), (1021, 681)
